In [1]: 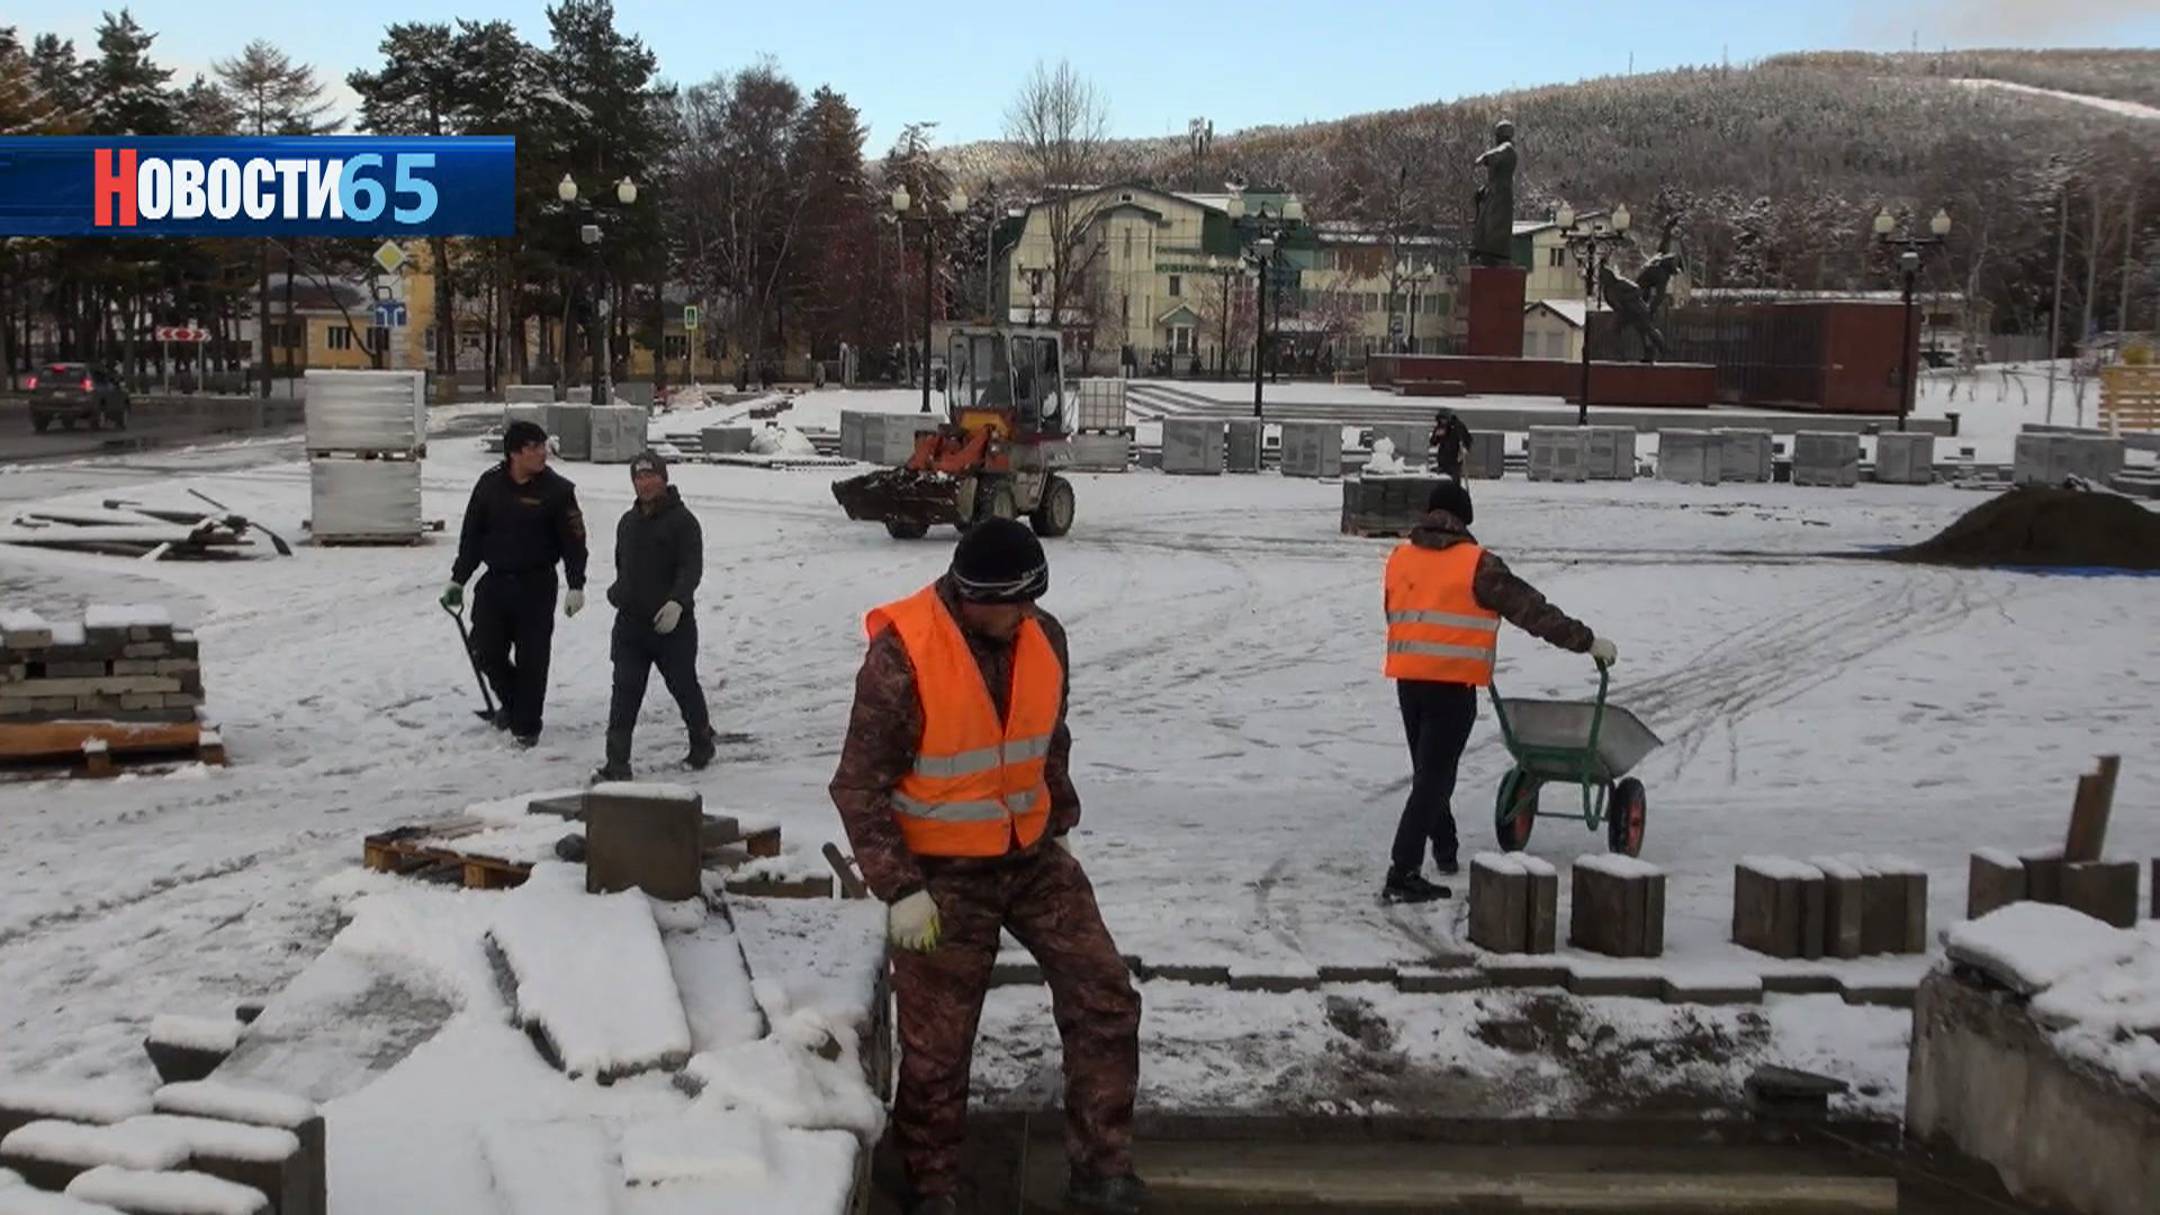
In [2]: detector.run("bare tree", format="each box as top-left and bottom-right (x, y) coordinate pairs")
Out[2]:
(1004, 59), (1111, 332)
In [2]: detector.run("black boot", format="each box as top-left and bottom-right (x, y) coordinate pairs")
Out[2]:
(1434, 857), (1461, 877)
(682, 727), (717, 772)
(592, 761), (633, 784)
(489, 708), (512, 731)
(1382, 867), (1451, 904)
(1066, 1169), (1148, 1215)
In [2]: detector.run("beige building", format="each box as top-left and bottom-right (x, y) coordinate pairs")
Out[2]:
(1522, 299), (1586, 362)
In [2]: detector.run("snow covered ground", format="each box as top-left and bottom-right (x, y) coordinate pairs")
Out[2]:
(1, 388), (2155, 1141)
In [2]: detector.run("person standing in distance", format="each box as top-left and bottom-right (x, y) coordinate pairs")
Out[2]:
(593, 451), (716, 782)
(440, 420), (589, 747)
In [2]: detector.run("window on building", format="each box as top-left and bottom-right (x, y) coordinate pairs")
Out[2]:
(327, 326), (353, 352)
(1548, 246), (1567, 268)
(1171, 326), (1193, 355)
(1366, 293), (1381, 312)
(273, 321), (301, 349)
(1168, 275), (1182, 298)
(664, 335), (688, 360)
(1123, 228), (1132, 260)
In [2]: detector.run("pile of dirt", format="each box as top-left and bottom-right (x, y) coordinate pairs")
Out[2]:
(1892, 486), (2160, 570)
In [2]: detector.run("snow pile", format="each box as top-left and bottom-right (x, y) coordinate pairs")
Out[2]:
(82, 606), (172, 631)
(0, 1083), (152, 1125)
(478, 1122), (615, 1214)
(0, 1189), (128, 1214)
(145, 1016), (239, 1054)
(683, 1006), (885, 1141)
(1943, 907), (2160, 1094)
(486, 863), (692, 1080)
(0, 1121), (189, 1172)
(65, 1166), (267, 1215)
(1944, 902), (2136, 995)
(117, 1116), (296, 1163)
(151, 1083), (314, 1132)
(618, 1113), (772, 1185)
(747, 426), (816, 458)
(589, 781), (701, 803)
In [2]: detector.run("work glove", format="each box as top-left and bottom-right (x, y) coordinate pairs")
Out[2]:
(888, 890), (941, 953)
(439, 582), (463, 611)
(564, 589), (585, 618)
(653, 600), (683, 635)
(1590, 636), (1619, 666)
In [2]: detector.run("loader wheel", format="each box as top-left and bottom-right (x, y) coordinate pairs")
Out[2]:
(979, 483), (1018, 524)
(884, 518), (929, 540)
(1030, 475), (1075, 537)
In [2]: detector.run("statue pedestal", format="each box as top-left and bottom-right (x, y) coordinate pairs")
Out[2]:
(1464, 265), (1528, 358)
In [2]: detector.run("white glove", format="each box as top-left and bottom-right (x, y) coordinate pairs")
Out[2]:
(888, 890), (941, 952)
(653, 600), (683, 635)
(563, 589), (585, 618)
(1590, 636), (1618, 666)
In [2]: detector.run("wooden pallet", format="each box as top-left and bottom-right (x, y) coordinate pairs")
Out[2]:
(362, 816), (782, 890)
(0, 719), (224, 779)
(2100, 365), (2159, 435)
(307, 446), (427, 460)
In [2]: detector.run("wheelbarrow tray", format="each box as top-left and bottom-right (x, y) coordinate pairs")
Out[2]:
(1495, 697), (1662, 782)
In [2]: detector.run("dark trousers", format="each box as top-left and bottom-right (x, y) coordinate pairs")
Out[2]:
(1392, 679), (1478, 872)
(892, 846), (1141, 1198)
(469, 568), (557, 736)
(605, 612), (712, 767)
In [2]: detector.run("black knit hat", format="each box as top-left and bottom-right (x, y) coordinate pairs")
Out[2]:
(951, 518), (1049, 603)
(504, 420), (548, 454)
(1426, 478), (1475, 527)
(629, 450), (668, 480)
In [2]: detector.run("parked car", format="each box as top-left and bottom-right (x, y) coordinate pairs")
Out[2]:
(28, 363), (130, 432)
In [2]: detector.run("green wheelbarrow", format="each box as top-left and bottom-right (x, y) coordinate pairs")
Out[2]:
(1489, 661), (1663, 857)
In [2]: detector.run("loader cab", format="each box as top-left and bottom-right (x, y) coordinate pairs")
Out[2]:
(947, 328), (1068, 438)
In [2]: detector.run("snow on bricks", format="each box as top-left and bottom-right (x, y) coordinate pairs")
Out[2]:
(0, 1189), (129, 1214)
(1568, 854), (1665, 959)
(0, 1087), (152, 1144)
(0, 1122), (190, 1193)
(141, 1020), (238, 1087)
(1468, 853), (1557, 955)
(65, 1165), (267, 1215)
(1733, 855), (1924, 960)
(485, 864), (693, 1082)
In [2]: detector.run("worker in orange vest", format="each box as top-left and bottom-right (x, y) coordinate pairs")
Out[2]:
(830, 518), (1145, 1215)
(1382, 480), (1616, 903)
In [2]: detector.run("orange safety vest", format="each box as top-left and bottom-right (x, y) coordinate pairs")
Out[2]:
(1383, 542), (1501, 685)
(864, 585), (1061, 857)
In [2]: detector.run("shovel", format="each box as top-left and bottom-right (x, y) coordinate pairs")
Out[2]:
(441, 601), (500, 722)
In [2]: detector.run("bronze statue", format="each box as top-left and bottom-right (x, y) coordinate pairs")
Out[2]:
(1599, 217), (1687, 363)
(1469, 120), (1517, 267)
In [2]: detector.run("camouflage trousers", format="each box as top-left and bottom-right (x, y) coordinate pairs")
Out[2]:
(890, 843), (1141, 1198)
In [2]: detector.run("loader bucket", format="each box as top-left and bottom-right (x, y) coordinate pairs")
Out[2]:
(832, 468), (973, 529)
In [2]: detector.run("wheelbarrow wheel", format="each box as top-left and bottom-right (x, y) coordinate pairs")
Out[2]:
(1495, 769), (1538, 852)
(1607, 778), (1647, 857)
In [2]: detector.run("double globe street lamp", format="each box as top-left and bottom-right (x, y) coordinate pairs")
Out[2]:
(892, 184), (969, 413)
(1555, 202), (1632, 426)
(1228, 192), (1304, 418)
(1874, 206), (1953, 432)
(560, 173), (639, 405)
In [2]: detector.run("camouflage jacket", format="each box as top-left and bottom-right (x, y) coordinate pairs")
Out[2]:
(1400, 510), (1595, 653)
(829, 576), (1080, 902)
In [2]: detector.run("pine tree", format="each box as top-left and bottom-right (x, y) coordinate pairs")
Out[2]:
(214, 40), (340, 136)
(29, 34), (88, 131)
(789, 87), (877, 359)
(86, 10), (176, 136)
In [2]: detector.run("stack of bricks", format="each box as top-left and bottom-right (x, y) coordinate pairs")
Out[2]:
(0, 1078), (324, 1215)
(0, 607), (202, 725)
(1731, 854), (1924, 959)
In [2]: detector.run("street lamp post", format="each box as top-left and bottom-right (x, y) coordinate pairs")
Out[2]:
(560, 173), (638, 406)
(1874, 206), (1953, 432)
(892, 184), (969, 413)
(1396, 257), (1436, 354)
(1229, 191), (1304, 418)
(1556, 202), (1633, 426)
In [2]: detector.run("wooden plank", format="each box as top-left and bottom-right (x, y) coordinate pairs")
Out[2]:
(0, 720), (201, 759)
(2063, 755), (2120, 863)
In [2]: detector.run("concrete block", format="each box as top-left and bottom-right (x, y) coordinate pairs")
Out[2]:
(1223, 419), (1263, 473)
(45, 661), (109, 679)
(541, 403), (591, 461)
(701, 426), (753, 456)
(1856, 857), (1927, 955)
(1568, 855), (1665, 958)
(1393, 968), (1489, 994)
(504, 385), (556, 404)
(1477, 958), (1571, 988)
(1660, 974), (1765, 1005)
(1317, 964), (1398, 985)
(1746, 1065), (1847, 1119)
(1585, 426), (1636, 480)
(1226, 970), (1321, 993)
(1162, 419), (1224, 475)
(1760, 971), (1842, 995)
(0, 1087), (150, 1146)
(1793, 432), (1861, 488)
(1732, 858), (1824, 959)
(1527, 867), (1558, 953)
(1147, 964), (1231, 986)
(1468, 856), (1528, 953)
(2020, 848), (2065, 905)
(584, 786), (703, 902)
(1278, 421), (1342, 479)
(1463, 431), (1507, 479)
(1658, 429), (1723, 485)
(1874, 432), (1937, 484)
(1526, 426), (1589, 483)
(1566, 969), (1663, 998)
(119, 1114), (313, 1215)
(2060, 860), (2139, 929)
(1967, 849), (2027, 920)
(1068, 431), (1131, 472)
(1713, 428), (1774, 483)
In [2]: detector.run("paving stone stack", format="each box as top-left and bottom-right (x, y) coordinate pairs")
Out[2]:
(1569, 854), (1665, 958)
(1658, 430), (1723, 485)
(1713, 428), (1775, 483)
(701, 426), (753, 456)
(503, 385), (556, 404)
(1464, 431), (1507, 479)
(1278, 421), (1342, 479)
(1584, 426), (1636, 481)
(587, 404), (650, 464)
(1340, 475), (1443, 537)
(1468, 853), (1558, 954)
(1068, 432), (1132, 472)
(1526, 426), (1589, 483)
(2013, 431), (2126, 486)
(0, 609), (202, 725)
(1873, 432), (1937, 484)
(1162, 419), (1224, 475)
(305, 369), (426, 542)
(1223, 419), (1264, 473)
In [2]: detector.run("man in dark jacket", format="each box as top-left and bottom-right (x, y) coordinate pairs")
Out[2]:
(1379, 480), (1616, 902)
(1428, 409), (1473, 480)
(830, 520), (1144, 1215)
(594, 452), (715, 781)
(440, 420), (588, 747)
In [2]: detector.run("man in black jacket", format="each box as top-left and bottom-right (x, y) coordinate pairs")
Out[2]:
(440, 420), (589, 747)
(593, 451), (715, 780)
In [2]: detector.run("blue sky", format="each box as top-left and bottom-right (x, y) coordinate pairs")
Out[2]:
(36, 0), (2160, 149)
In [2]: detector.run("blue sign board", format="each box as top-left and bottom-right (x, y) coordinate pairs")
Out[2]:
(0, 136), (515, 236)
(373, 301), (408, 328)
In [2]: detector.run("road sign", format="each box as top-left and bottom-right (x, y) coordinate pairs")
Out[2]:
(152, 325), (210, 342)
(683, 304), (699, 330)
(372, 300), (408, 328)
(373, 240), (407, 273)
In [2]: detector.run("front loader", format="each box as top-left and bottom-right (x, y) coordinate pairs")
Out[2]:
(832, 327), (1078, 540)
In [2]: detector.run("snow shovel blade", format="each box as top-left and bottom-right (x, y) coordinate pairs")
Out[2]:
(831, 468), (967, 527)
(441, 601), (498, 719)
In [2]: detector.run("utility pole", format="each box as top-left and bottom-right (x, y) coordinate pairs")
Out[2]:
(2120, 184), (2137, 341)
(2048, 185), (2067, 424)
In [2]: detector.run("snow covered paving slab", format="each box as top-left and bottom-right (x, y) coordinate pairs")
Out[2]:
(0, 400), (2156, 1184)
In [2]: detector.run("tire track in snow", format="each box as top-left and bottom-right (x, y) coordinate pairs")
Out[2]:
(0, 828), (340, 949)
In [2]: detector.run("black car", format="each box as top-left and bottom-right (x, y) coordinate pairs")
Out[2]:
(28, 363), (130, 432)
